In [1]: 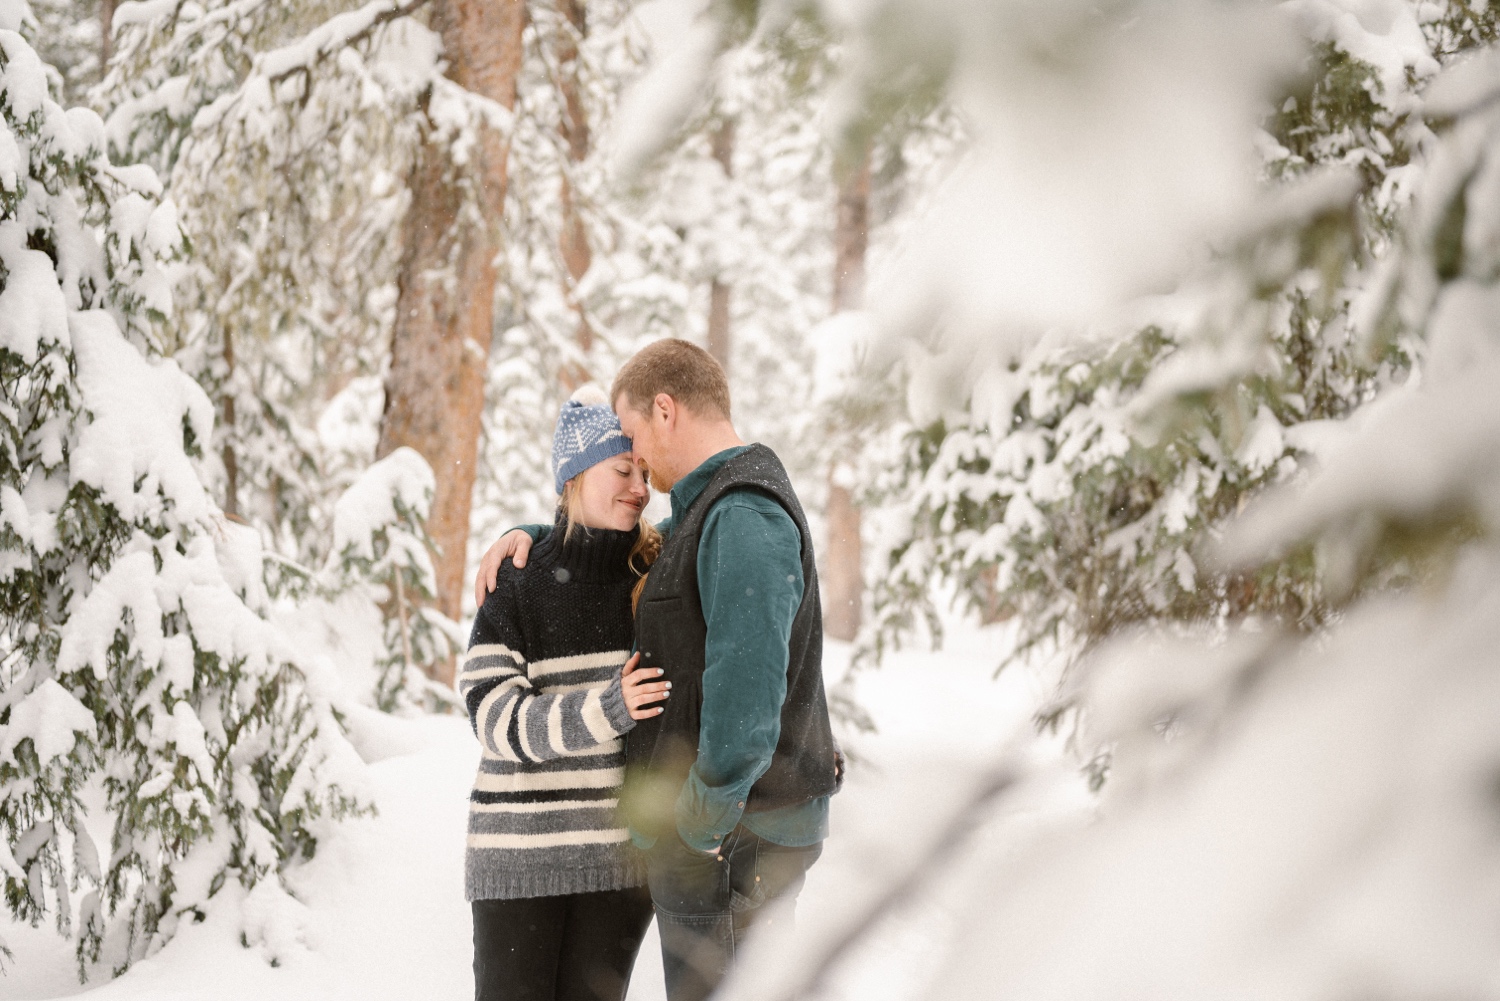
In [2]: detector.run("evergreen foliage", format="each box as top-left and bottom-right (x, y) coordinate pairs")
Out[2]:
(310, 446), (458, 713)
(23, 0), (105, 105)
(10, 0), (1500, 991)
(0, 17), (365, 976)
(87, 0), (854, 606)
(94, 0), (462, 696)
(96, 0), (421, 560)
(861, 1), (1496, 677)
(669, 2), (1500, 994)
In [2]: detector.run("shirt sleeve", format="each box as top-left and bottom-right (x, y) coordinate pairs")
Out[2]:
(674, 493), (804, 852)
(459, 581), (634, 762)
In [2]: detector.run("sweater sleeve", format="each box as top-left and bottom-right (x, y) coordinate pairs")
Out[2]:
(459, 577), (635, 762)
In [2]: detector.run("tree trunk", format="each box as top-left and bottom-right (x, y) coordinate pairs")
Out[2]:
(100, 0), (116, 69)
(706, 117), (735, 372)
(833, 158), (869, 314)
(824, 473), (863, 640)
(707, 279), (731, 370)
(823, 154), (871, 643)
(378, 0), (526, 684)
(555, 0), (593, 391)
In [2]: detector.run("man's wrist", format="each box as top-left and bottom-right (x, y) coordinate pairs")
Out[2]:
(674, 774), (750, 854)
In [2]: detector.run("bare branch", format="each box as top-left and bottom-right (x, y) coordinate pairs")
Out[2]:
(756, 761), (1019, 1001)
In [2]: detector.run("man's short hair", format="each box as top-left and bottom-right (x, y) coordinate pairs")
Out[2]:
(611, 339), (731, 420)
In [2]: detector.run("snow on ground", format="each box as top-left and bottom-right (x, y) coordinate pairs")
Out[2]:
(1, 618), (1087, 1001)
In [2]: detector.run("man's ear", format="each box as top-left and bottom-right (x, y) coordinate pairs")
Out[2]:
(654, 393), (676, 428)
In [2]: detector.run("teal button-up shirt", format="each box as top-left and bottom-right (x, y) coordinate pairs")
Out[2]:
(663, 446), (829, 852)
(520, 445), (829, 851)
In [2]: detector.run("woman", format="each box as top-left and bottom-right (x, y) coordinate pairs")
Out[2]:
(459, 388), (669, 1001)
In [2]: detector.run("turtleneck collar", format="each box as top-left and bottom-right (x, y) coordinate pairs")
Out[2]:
(531, 509), (641, 584)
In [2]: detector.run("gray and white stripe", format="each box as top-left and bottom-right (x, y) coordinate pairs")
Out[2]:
(461, 645), (629, 763)
(460, 645), (642, 900)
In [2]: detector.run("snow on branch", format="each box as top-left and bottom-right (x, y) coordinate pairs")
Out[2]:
(186, 0), (438, 136)
(260, 0), (434, 86)
(722, 761), (1020, 1001)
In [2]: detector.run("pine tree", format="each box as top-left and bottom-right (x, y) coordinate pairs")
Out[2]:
(667, 3), (1500, 995)
(859, 0), (1485, 678)
(95, 0), (462, 698)
(0, 20), (364, 976)
(315, 447), (458, 712)
(96, 0), (421, 555)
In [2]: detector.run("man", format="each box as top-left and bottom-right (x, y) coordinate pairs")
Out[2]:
(475, 339), (840, 1001)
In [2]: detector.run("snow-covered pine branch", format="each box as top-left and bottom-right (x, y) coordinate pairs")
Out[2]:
(317, 447), (459, 712)
(90, 0), (463, 704)
(626, 1), (1500, 997)
(860, 0), (1470, 677)
(259, 0), (432, 86)
(0, 23), (366, 977)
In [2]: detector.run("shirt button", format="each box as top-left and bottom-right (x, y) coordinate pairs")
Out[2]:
(736, 801), (744, 808)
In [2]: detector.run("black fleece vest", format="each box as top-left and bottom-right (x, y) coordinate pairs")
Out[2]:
(622, 444), (839, 839)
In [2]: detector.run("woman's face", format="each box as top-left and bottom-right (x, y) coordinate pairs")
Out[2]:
(574, 452), (649, 531)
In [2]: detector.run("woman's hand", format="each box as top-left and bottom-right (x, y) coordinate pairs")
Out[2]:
(621, 652), (670, 720)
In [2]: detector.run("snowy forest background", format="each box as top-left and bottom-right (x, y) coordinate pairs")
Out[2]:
(5, 0), (1500, 996)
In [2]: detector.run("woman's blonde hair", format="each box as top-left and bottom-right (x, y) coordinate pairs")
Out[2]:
(559, 478), (662, 612)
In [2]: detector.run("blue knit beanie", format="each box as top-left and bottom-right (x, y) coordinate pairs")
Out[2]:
(552, 385), (631, 494)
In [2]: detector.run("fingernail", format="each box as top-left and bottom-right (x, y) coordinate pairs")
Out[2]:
(656, 707), (664, 714)
(665, 681), (672, 689)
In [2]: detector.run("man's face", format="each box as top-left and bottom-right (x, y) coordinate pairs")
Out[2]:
(615, 396), (673, 492)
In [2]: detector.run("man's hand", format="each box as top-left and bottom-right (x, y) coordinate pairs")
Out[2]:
(473, 529), (536, 607)
(621, 653), (670, 720)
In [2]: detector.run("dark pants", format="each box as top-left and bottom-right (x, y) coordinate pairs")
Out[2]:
(472, 887), (655, 1001)
(646, 826), (822, 1001)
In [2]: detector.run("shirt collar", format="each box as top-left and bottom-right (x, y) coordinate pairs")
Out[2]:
(668, 445), (753, 524)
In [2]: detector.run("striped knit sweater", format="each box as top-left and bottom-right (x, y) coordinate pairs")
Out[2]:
(458, 519), (644, 901)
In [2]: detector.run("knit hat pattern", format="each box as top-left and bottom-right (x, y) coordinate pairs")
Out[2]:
(552, 386), (631, 493)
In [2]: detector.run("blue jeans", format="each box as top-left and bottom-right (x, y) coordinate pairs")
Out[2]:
(646, 826), (822, 1001)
